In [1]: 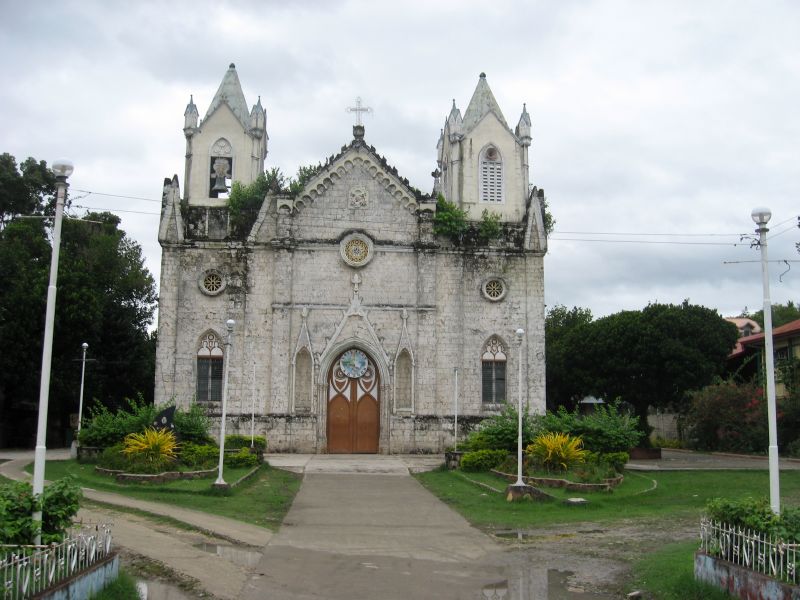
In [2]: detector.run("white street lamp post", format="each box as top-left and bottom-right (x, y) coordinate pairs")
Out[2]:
(32, 159), (73, 543)
(752, 207), (781, 514)
(215, 319), (235, 488)
(77, 342), (89, 437)
(514, 328), (525, 487)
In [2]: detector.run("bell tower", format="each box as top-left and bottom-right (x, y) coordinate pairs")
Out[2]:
(437, 73), (532, 222)
(182, 63), (267, 206)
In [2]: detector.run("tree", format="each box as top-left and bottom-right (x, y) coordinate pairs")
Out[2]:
(0, 153), (56, 228)
(750, 301), (800, 329)
(0, 154), (157, 447)
(559, 301), (739, 436)
(544, 305), (593, 410)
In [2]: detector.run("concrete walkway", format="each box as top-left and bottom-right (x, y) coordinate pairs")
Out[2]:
(626, 448), (800, 471)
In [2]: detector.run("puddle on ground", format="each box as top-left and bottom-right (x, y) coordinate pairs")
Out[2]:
(193, 542), (262, 568)
(480, 570), (616, 599)
(136, 579), (193, 599)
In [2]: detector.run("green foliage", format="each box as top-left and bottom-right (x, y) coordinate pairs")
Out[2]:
(78, 396), (157, 448)
(460, 449), (508, 472)
(652, 436), (684, 449)
(540, 195), (555, 237)
(227, 172), (270, 235)
(460, 431), (492, 451)
(89, 570), (140, 600)
(583, 450), (630, 473)
(475, 405), (538, 451)
(224, 447), (260, 469)
(544, 304), (593, 410)
(537, 401), (642, 453)
(97, 444), (128, 470)
(750, 301), (800, 329)
(180, 443), (219, 469)
(526, 432), (587, 473)
(288, 164), (323, 195)
(0, 186), (157, 448)
(174, 402), (213, 444)
(0, 152), (56, 228)
(683, 379), (767, 453)
(787, 438), (800, 458)
(122, 428), (179, 473)
(706, 497), (800, 543)
(225, 435), (267, 452)
(433, 194), (468, 239)
(478, 209), (502, 242)
(552, 301), (738, 434)
(0, 478), (81, 545)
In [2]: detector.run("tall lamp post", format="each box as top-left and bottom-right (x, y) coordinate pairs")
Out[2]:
(77, 342), (89, 437)
(32, 159), (73, 543)
(514, 328), (525, 487)
(215, 319), (235, 488)
(752, 207), (781, 514)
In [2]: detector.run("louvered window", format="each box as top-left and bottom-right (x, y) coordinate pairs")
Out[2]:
(481, 337), (507, 404)
(480, 146), (503, 203)
(197, 332), (224, 402)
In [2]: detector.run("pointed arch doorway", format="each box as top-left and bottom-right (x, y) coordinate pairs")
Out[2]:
(327, 348), (380, 453)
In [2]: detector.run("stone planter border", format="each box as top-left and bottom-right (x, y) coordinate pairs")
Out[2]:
(95, 465), (217, 484)
(491, 469), (623, 492)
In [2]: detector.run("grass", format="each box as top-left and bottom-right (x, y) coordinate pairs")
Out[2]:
(629, 540), (730, 600)
(89, 570), (140, 600)
(34, 460), (301, 530)
(415, 468), (800, 530)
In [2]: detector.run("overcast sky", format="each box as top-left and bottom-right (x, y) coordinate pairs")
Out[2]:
(2, 0), (798, 323)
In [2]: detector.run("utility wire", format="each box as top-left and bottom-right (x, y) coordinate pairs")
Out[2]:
(73, 189), (161, 203)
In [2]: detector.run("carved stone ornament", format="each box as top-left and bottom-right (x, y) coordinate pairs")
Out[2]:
(198, 269), (226, 296)
(481, 277), (507, 302)
(348, 186), (368, 208)
(339, 233), (374, 268)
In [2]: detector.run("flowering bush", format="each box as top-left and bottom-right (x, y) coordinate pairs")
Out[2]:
(526, 432), (587, 473)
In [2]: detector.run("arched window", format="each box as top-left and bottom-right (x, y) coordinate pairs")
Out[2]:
(394, 350), (413, 411)
(209, 138), (233, 198)
(481, 337), (506, 404)
(479, 145), (503, 203)
(294, 348), (313, 413)
(197, 332), (224, 402)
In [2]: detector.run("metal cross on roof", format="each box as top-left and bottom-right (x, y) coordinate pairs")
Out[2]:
(346, 96), (373, 125)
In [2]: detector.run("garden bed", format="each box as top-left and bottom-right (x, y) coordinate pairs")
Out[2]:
(95, 466), (217, 484)
(491, 469), (624, 492)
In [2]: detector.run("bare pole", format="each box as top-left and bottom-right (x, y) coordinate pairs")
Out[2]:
(215, 319), (235, 488)
(453, 368), (459, 451)
(514, 328), (525, 487)
(250, 362), (256, 448)
(77, 342), (89, 436)
(32, 160), (72, 544)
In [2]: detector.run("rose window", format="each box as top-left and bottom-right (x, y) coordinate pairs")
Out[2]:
(482, 278), (507, 302)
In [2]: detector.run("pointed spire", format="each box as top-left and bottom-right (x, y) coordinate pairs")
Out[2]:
(446, 98), (463, 142)
(204, 63), (250, 128)
(184, 95), (199, 134)
(462, 72), (509, 132)
(249, 95), (266, 134)
(516, 102), (532, 147)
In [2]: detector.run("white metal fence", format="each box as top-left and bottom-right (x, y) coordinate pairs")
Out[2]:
(700, 518), (798, 585)
(0, 525), (113, 600)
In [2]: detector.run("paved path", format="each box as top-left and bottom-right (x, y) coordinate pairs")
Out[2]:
(626, 448), (800, 471)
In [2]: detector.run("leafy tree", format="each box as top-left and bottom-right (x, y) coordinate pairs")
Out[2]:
(433, 193), (468, 239)
(544, 305), (593, 410)
(750, 301), (800, 329)
(560, 301), (738, 436)
(0, 153), (56, 228)
(0, 156), (157, 448)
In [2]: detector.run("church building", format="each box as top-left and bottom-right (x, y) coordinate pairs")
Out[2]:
(155, 64), (548, 453)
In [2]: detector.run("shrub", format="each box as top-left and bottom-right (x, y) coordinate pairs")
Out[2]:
(174, 403), (213, 444)
(526, 432), (587, 473)
(0, 479), (81, 545)
(787, 438), (800, 459)
(433, 194), (468, 240)
(653, 436), (684, 449)
(78, 395), (157, 449)
(122, 428), (179, 473)
(459, 431), (491, 451)
(181, 443), (219, 469)
(706, 497), (800, 543)
(684, 380), (767, 453)
(538, 402), (642, 453)
(476, 405), (538, 452)
(225, 435), (267, 452)
(224, 447), (259, 469)
(460, 449), (508, 472)
(97, 444), (128, 471)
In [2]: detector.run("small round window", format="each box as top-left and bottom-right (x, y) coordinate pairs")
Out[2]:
(199, 270), (226, 296)
(482, 278), (507, 302)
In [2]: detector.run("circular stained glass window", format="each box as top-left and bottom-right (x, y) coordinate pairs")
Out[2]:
(340, 233), (374, 268)
(198, 269), (226, 296)
(482, 278), (507, 302)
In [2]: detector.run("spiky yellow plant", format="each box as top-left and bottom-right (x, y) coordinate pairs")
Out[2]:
(122, 427), (179, 469)
(526, 432), (587, 473)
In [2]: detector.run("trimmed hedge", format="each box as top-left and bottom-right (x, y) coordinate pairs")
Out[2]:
(460, 449), (509, 472)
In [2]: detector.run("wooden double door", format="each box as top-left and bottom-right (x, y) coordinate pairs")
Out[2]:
(327, 349), (379, 453)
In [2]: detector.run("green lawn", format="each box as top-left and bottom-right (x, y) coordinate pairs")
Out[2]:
(415, 468), (800, 530)
(35, 460), (301, 530)
(629, 540), (730, 600)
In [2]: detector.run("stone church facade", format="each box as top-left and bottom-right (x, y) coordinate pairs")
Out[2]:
(154, 64), (548, 453)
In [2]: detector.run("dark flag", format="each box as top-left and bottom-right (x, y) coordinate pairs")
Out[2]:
(152, 406), (176, 433)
